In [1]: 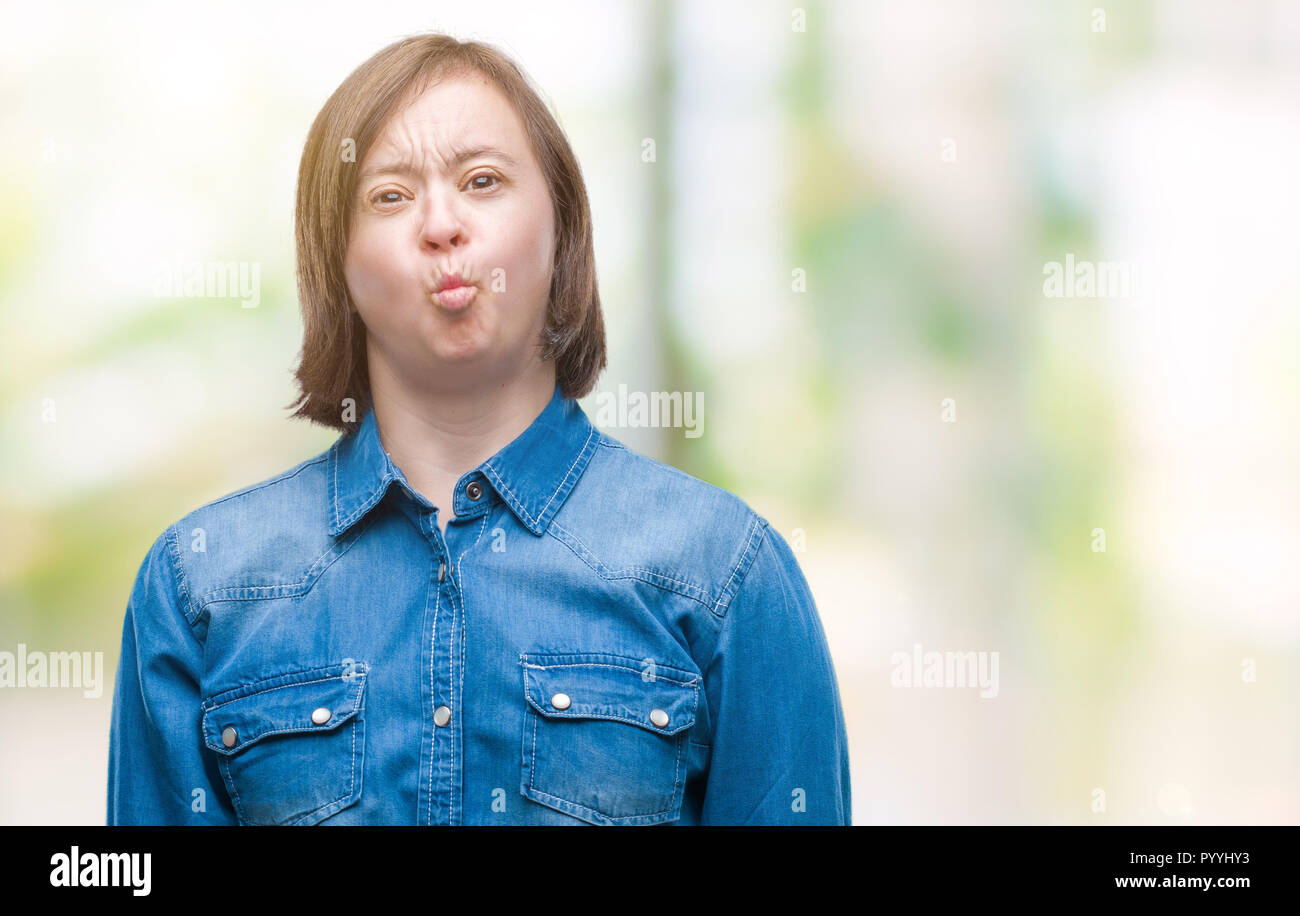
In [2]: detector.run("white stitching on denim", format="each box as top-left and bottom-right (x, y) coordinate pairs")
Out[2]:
(523, 769), (683, 824)
(331, 440), (339, 529)
(456, 594), (464, 826)
(204, 692), (364, 750)
(163, 525), (200, 631)
(335, 443), (405, 535)
(219, 755), (244, 823)
(713, 515), (766, 617)
(480, 422), (595, 533)
(281, 717), (358, 825)
(520, 660), (700, 742)
(452, 512), (488, 586)
(670, 724), (685, 806)
(545, 521), (714, 609)
(484, 467), (539, 529)
(448, 511), (486, 826)
(523, 704), (693, 733)
(336, 472), (394, 534)
(519, 651), (691, 824)
(547, 520), (711, 598)
(210, 673), (364, 825)
(203, 668), (363, 710)
(534, 425), (595, 523)
(529, 708), (539, 793)
(522, 651), (698, 677)
(521, 659), (700, 688)
(445, 551), (454, 826)
(415, 548), (432, 827)
(427, 542), (440, 826)
(198, 509), (380, 607)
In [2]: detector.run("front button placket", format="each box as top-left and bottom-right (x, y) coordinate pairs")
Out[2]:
(416, 476), (493, 826)
(419, 504), (464, 826)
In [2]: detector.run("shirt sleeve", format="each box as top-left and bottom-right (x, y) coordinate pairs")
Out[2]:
(699, 520), (852, 825)
(107, 526), (237, 825)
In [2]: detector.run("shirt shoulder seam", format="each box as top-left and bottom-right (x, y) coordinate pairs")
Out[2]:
(710, 513), (770, 620)
(546, 519), (716, 610)
(161, 523), (203, 634)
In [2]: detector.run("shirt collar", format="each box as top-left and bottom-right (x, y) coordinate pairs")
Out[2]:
(328, 382), (599, 538)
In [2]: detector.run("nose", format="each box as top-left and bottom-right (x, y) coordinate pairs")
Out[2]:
(418, 190), (467, 252)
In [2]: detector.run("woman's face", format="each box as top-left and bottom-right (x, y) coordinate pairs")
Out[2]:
(345, 74), (556, 395)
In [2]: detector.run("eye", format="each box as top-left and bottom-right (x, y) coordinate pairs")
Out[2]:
(370, 189), (407, 207)
(466, 173), (500, 192)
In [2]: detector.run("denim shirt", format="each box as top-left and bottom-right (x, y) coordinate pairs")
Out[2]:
(107, 383), (852, 825)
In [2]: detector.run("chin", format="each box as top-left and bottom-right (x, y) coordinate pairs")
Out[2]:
(426, 336), (492, 364)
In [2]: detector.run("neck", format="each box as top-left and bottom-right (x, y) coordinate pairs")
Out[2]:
(367, 360), (558, 514)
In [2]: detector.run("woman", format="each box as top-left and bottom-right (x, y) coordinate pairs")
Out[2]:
(108, 32), (851, 826)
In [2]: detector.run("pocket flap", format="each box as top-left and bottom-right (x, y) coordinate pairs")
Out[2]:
(201, 662), (368, 756)
(521, 653), (699, 737)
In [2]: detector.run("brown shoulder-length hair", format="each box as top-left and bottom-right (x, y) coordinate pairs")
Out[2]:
(286, 33), (606, 435)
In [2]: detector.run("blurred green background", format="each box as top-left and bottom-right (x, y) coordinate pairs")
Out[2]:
(1, 0), (1297, 824)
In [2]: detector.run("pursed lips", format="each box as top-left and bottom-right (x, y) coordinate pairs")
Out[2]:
(431, 274), (477, 311)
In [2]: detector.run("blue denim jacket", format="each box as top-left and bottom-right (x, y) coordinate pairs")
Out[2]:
(107, 384), (852, 825)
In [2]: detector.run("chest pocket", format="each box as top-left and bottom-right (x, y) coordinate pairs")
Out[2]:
(519, 652), (700, 825)
(201, 661), (368, 825)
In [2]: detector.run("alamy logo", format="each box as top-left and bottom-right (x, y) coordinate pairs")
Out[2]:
(890, 643), (1000, 698)
(49, 847), (151, 896)
(1042, 253), (1150, 299)
(592, 384), (703, 438)
(0, 644), (104, 698)
(152, 259), (261, 308)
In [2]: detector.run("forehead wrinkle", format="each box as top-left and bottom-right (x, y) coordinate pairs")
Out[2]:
(362, 119), (511, 182)
(360, 83), (527, 183)
(360, 139), (520, 183)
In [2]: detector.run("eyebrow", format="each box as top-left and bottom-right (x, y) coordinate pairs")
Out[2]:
(358, 145), (522, 182)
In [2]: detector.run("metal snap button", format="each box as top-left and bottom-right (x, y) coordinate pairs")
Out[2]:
(466, 481), (483, 501)
(311, 707), (331, 725)
(221, 726), (237, 748)
(550, 692), (571, 710)
(437, 562), (446, 582)
(649, 708), (669, 728)
(433, 705), (451, 727)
